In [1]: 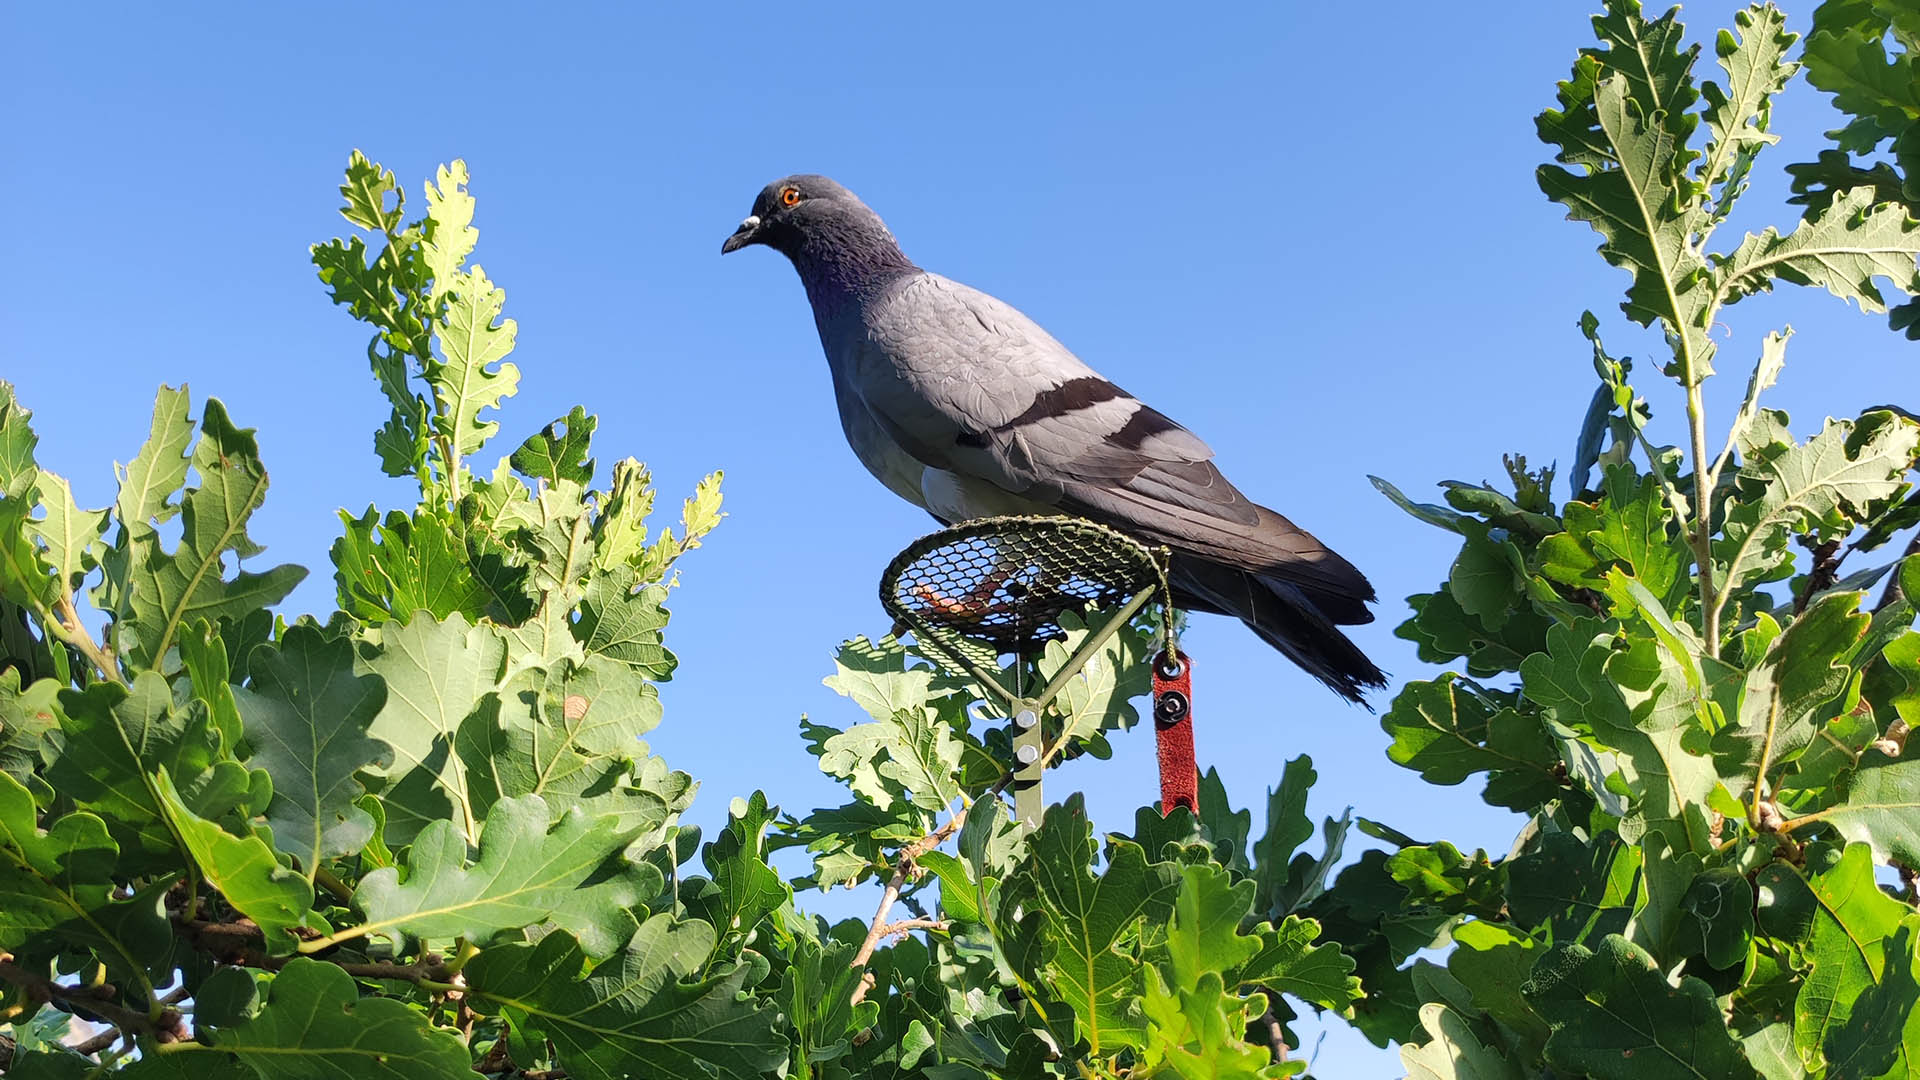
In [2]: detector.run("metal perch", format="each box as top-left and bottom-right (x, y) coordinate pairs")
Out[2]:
(879, 516), (1171, 828)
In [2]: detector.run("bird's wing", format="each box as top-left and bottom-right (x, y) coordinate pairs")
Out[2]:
(850, 274), (1374, 617)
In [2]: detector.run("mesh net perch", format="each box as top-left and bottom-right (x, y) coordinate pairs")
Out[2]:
(878, 516), (1196, 826)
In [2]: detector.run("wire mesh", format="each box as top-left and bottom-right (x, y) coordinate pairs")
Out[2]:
(879, 516), (1165, 661)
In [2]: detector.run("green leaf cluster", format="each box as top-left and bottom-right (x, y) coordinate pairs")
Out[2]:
(1361, 3), (1920, 1075)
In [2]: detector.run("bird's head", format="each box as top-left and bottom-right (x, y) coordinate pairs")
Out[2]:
(720, 174), (896, 260)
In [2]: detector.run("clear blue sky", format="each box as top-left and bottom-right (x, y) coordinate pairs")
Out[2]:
(5, 3), (1911, 1072)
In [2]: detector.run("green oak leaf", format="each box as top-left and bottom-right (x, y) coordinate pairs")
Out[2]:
(1817, 753), (1920, 867)
(1399, 1002), (1524, 1080)
(1538, 463), (1686, 612)
(0, 382), (38, 497)
(1396, 586), (1557, 679)
(574, 567), (676, 678)
(49, 673), (252, 866)
(352, 793), (652, 959)
(779, 932), (876, 1075)
(1163, 862), (1260, 989)
(358, 612), (506, 845)
(123, 398), (306, 668)
(0, 496), (56, 612)
(1138, 969), (1284, 1080)
(1523, 933), (1760, 1080)
(1387, 841), (1505, 919)
(155, 768), (319, 955)
(1714, 412), (1920, 604)
(1535, 2), (1712, 360)
(422, 159), (478, 303)
(1507, 830), (1641, 946)
(1448, 919), (1550, 1053)
(0, 771), (167, 983)
(1632, 833), (1706, 966)
(471, 659), (684, 848)
(1036, 607), (1151, 745)
(1755, 843), (1909, 1067)
(920, 847), (983, 922)
(1884, 628), (1920, 729)
(25, 472), (108, 604)
(426, 266), (520, 462)
(1380, 676), (1558, 804)
(689, 791), (788, 951)
(511, 405), (597, 485)
(1448, 523), (1527, 630)
(234, 624), (391, 872)
(336, 149), (405, 233)
(815, 637), (968, 814)
(1194, 767), (1254, 874)
(1521, 619), (1717, 855)
(178, 619), (244, 754)
(1251, 754), (1316, 919)
(1439, 479), (1561, 538)
(1698, 4), (1799, 221)
(1800, 5), (1920, 160)
(466, 916), (785, 1080)
(1823, 916), (1920, 1080)
(1234, 914), (1361, 1013)
(1000, 796), (1180, 1055)
(331, 507), (491, 625)
(589, 458), (658, 572)
(0, 669), (60, 782)
(111, 384), (195, 539)
(207, 956), (473, 1079)
(1373, 474), (1477, 535)
(1717, 187), (1920, 313)
(1716, 588), (1871, 799)
(1675, 866), (1755, 970)
(490, 478), (594, 669)
(192, 965), (265, 1028)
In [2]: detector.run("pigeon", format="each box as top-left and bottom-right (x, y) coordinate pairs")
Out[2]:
(723, 175), (1385, 702)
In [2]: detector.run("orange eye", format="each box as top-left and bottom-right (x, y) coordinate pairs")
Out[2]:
(780, 187), (801, 207)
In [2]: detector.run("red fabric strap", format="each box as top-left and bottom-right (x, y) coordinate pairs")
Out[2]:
(1152, 651), (1198, 816)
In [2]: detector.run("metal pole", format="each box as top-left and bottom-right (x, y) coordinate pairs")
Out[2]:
(1011, 698), (1045, 828)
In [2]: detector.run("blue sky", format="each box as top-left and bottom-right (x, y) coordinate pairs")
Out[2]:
(5, 3), (1913, 1071)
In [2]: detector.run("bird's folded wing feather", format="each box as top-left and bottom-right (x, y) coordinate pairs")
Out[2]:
(850, 274), (1373, 607)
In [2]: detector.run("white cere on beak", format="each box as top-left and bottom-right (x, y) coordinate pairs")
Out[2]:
(740, 215), (760, 230)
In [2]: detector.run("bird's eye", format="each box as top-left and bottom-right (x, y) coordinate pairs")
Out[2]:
(780, 187), (802, 207)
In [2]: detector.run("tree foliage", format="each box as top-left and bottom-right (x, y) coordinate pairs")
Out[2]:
(2, 3), (1919, 1076)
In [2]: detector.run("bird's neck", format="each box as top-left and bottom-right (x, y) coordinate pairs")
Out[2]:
(789, 223), (918, 313)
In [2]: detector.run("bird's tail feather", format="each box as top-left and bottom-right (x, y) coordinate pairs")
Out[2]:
(1169, 558), (1387, 707)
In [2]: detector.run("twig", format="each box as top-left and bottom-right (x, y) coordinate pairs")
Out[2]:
(876, 918), (951, 943)
(1874, 534), (1920, 612)
(180, 917), (266, 963)
(846, 712), (1095, 1007)
(69, 1024), (125, 1058)
(1750, 695), (1782, 832)
(312, 865), (353, 903)
(476, 1038), (513, 1074)
(1683, 365), (1721, 647)
(49, 594), (124, 686)
(177, 917), (458, 989)
(0, 957), (186, 1046)
(1794, 538), (1844, 614)
(1247, 1005), (1290, 1065)
(65, 982), (190, 1057)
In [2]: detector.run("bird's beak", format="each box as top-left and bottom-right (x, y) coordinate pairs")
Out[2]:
(720, 215), (762, 254)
